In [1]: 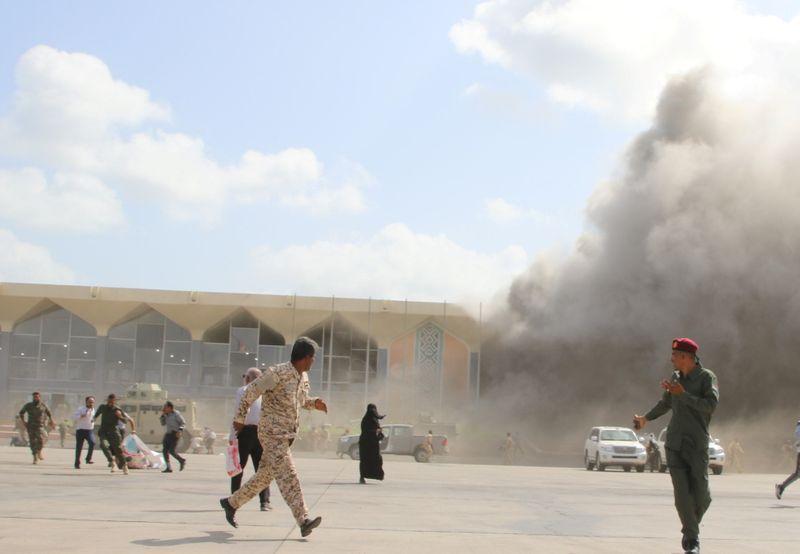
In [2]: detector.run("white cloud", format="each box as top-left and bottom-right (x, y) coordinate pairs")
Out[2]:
(0, 228), (75, 283)
(486, 197), (523, 222)
(451, 0), (800, 119)
(249, 223), (528, 304)
(0, 45), (368, 229)
(0, 168), (124, 233)
(485, 197), (552, 225)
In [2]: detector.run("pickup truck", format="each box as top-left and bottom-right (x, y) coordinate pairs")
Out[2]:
(336, 424), (448, 463)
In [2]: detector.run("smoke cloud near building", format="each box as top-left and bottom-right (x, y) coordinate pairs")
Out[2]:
(477, 67), (800, 467)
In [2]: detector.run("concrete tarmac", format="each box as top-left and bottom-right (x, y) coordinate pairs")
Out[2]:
(0, 445), (797, 553)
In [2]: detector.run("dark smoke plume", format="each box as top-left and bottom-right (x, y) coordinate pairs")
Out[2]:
(480, 68), (800, 464)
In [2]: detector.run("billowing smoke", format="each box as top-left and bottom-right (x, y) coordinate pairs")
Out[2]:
(479, 68), (800, 466)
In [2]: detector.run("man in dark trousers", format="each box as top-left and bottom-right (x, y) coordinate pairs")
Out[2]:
(93, 393), (136, 475)
(634, 338), (719, 554)
(159, 401), (187, 473)
(231, 367), (271, 510)
(72, 395), (96, 469)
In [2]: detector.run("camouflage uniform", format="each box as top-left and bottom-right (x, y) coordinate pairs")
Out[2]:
(228, 362), (319, 524)
(19, 400), (53, 459)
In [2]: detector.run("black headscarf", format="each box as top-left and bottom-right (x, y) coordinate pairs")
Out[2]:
(367, 403), (384, 420)
(361, 403), (384, 434)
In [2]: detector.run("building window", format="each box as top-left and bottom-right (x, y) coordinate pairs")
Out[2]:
(304, 315), (377, 409)
(106, 311), (190, 386)
(10, 308), (96, 381)
(201, 311), (285, 388)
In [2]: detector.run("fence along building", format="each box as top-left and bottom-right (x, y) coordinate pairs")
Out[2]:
(0, 283), (482, 427)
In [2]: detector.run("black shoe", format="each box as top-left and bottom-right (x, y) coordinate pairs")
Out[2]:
(74, 463), (80, 469)
(359, 477), (366, 484)
(260, 502), (272, 512)
(86, 460), (94, 464)
(684, 538), (700, 553)
(220, 498), (237, 528)
(179, 459), (186, 471)
(162, 468), (173, 473)
(775, 484), (784, 500)
(300, 516), (322, 537)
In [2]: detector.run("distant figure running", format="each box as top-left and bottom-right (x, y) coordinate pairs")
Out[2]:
(775, 419), (800, 499)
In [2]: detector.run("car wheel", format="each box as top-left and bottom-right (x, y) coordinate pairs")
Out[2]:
(623, 466), (631, 472)
(595, 452), (605, 471)
(414, 448), (430, 463)
(349, 445), (360, 460)
(636, 466), (645, 473)
(585, 451), (595, 471)
(712, 466), (723, 475)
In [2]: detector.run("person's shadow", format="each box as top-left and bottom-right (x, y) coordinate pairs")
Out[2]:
(132, 531), (303, 547)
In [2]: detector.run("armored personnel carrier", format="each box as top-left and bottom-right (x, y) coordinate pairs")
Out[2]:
(119, 383), (201, 452)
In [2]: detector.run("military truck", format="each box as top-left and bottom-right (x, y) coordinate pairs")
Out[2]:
(119, 383), (202, 452)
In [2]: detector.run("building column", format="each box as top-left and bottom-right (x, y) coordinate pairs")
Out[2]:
(0, 331), (10, 416)
(95, 336), (107, 399)
(190, 340), (203, 394)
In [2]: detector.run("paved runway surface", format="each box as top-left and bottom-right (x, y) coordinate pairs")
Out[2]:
(0, 445), (797, 553)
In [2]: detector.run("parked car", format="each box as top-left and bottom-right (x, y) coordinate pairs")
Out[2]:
(655, 428), (726, 474)
(336, 424), (448, 463)
(585, 426), (647, 472)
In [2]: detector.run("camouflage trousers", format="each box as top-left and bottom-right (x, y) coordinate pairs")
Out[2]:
(26, 425), (45, 455)
(229, 436), (308, 524)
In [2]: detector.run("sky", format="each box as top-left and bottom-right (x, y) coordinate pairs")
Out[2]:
(0, 0), (796, 309)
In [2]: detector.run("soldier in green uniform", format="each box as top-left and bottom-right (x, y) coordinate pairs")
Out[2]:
(18, 392), (55, 464)
(92, 393), (136, 475)
(634, 338), (719, 554)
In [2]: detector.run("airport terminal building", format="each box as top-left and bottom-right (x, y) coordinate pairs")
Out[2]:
(0, 283), (483, 426)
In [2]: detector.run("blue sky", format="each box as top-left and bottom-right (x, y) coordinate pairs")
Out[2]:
(0, 0), (795, 306)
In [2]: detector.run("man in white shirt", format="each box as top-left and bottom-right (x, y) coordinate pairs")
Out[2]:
(72, 396), (96, 469)
(230, 367), (271, 510)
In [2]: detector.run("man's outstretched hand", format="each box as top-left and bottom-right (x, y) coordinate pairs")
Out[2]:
(314, 399), (328, 413)
(633, 415), (647, 430)
(660, 379), (685, 395)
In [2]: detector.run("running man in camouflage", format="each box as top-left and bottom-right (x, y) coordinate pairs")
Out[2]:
(18, 391), (54, 464)
(220, 337), (327, 538)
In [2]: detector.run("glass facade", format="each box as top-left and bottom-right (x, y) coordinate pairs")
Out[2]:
(201, 311), (286, 388)
(10, 308), (97, 381)
(106, 311), (192, 386)
(305, 315), (377, 410)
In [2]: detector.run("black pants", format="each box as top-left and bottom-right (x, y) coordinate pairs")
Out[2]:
(75, 429), (95, 465)
(231, 425), (270, 505)
(163, 431), (186, 468)
(781, 453), (800, 490)
(99, 430), (126, 469)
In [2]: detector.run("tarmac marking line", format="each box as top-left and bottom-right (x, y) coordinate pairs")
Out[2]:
(273, 460), (349, 553)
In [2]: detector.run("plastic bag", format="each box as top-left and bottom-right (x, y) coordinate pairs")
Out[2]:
(226, 440), (242, 477)
(124, 433), (166, 469)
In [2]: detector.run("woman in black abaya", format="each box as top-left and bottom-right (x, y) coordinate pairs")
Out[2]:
(359, 403), (385, 484)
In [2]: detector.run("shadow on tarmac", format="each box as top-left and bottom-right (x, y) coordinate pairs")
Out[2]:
(131, 530), (306, 546)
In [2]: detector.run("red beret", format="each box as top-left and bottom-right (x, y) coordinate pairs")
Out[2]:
(672, 337), (699, 354)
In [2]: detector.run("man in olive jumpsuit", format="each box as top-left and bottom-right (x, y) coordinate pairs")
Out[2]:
(219, 337), (327, 538)
(18, 391), (55, 464)
(634, 338), (719, 554)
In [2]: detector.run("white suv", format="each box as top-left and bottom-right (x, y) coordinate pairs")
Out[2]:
(585, 427), (647, 472)
(655, 428), (726, 474)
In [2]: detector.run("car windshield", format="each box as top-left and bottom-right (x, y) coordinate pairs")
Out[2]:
(600, 429), (637, 441)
